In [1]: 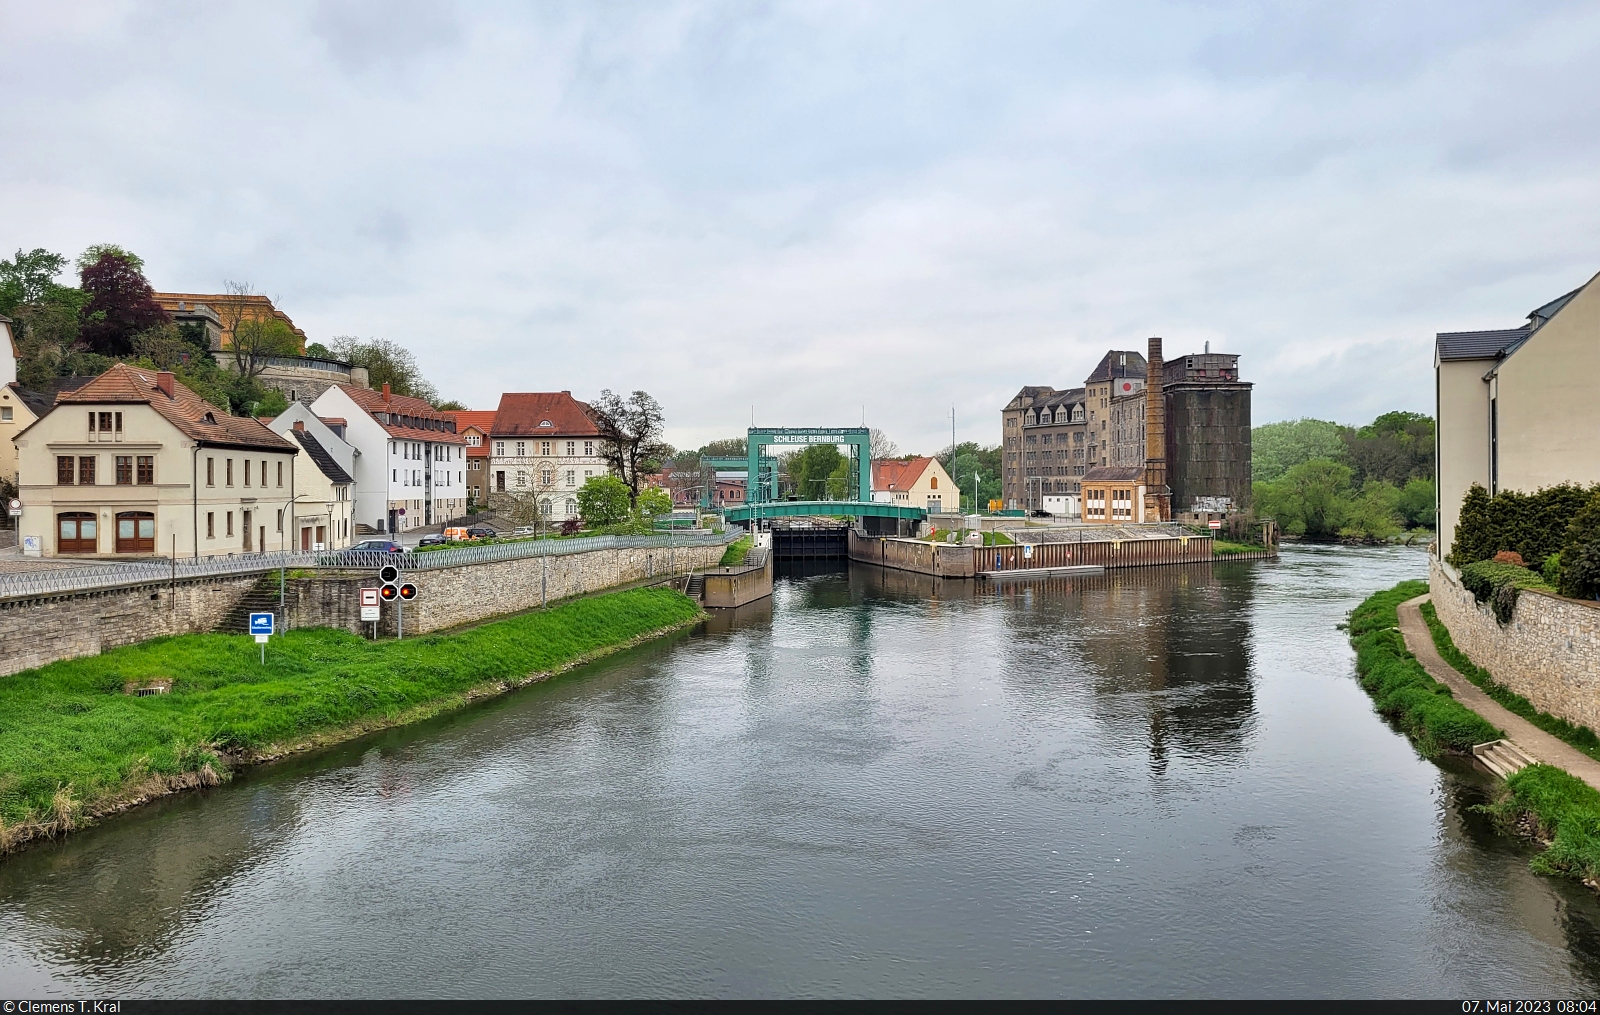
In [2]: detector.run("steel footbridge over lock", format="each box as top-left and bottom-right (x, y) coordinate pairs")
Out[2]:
(713, 427), (927, 531)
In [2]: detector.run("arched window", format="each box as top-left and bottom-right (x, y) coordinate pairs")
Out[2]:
(116, 511), (155, 553)
(565, 498), (577, 516)
(540, 499), (553, 516)
(57, 512), (97, 553)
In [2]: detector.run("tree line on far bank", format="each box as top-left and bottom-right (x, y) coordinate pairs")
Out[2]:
(1252, 412), (1435, 541)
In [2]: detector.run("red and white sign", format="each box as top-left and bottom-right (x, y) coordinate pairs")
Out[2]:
(360, 587), (380, 622)
(1208, 520), (1223, 530)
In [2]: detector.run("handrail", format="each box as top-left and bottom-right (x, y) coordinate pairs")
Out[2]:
(0, 529), (739, 601)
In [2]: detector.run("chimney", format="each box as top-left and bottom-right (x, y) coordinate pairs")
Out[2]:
(382, 382), (391, 403)
(293, 420), (304, 432)
(156, 371), (176, 399)
(1143, 336), (1170, 522)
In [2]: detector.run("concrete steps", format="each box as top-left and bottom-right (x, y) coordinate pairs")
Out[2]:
(1473, 739), (1537, 780)
(685, 574), (705, 600)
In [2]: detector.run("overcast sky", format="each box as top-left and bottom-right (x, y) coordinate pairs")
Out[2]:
(4, 1), (1598, 454)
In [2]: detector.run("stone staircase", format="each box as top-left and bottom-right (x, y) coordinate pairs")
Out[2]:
(1473, 739), (1537, 780)
(216, 574), (283, 634)
(685, 574), (705, 599)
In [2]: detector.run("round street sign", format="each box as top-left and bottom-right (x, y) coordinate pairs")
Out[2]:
(379, 564), (400, 584)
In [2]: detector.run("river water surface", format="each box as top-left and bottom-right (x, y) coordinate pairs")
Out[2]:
(3, 545), (1600, 997)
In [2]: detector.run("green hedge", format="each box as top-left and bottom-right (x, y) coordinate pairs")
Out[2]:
(1346, 582), (1500, 757)
(1458, 560), (1554, 624)
(1450, 482), (1600, 599)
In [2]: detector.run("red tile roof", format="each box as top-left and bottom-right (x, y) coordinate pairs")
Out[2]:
(50, 363), (297, 452)
(872, 457), (933, 491)
(492, 392), (599, 437)
(444, 409), (497, 433)
(333, 384), (465, 444)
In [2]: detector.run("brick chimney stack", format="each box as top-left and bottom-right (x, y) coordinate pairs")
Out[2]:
(156, 371), (176, 399)
(382, 382), (391, 403)
(292, 420), (304, 431)
(1143, 336), (1170, 521)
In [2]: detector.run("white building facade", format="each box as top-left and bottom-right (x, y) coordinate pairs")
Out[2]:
(310, 383), (466, 534)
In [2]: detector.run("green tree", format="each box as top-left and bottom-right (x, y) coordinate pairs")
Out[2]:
(1339, 481), (1402, 542)
(0, 248), (70, 315)
(589, 389), (672, 508)
(1396, 478), (1437, 529)
(789, 443), (845, 499)
(1345, 411), (1435, 485)
(229, 317), (301, 381)
(576, 475), (632, 527)
(1252, 419), (1347, 483)
(638, 487), (672, 517)
(329, 335), (440, 403)
(1255, 458), (1352, 538)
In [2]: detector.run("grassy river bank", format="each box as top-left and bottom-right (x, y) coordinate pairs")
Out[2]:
(0, 586), (704, 854)
(1350, 582), (1600, 887)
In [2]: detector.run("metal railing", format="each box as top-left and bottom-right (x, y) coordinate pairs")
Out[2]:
(0, 529), (739, 601)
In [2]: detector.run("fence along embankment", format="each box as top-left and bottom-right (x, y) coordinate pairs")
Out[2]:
(0, 531), (736, 677)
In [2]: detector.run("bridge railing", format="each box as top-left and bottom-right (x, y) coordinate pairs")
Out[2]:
(0, 529), (740, 601)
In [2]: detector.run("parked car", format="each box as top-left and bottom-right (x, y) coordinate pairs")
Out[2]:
(319, 538), (407, 566)
(350, 539), (407, 553)
(464, 526), (498, 539)
(511, 526), (536, 537)
(417, 533), (448, 547)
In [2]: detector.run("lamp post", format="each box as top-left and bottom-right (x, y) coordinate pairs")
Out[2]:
(279, 493), (310, 630)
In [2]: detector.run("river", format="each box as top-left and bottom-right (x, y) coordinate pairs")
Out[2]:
(3, 545), (1599, 997)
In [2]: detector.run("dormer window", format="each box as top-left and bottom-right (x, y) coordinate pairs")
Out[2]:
(539, 420), (553, 427)
(202, 412), (217, 425)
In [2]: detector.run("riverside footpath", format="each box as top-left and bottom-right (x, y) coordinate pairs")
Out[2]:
(1398, 594), (1600, 791)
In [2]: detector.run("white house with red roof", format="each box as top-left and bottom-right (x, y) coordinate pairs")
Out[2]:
(872, 456), (957, 515)
(489, 391), (605, 523)
(310, 382), (467, 534)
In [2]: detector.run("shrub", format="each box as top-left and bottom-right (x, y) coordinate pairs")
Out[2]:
(1459, 560), (1553, 624)
(1492, 550), (1525, 566)
(1346, 582), (1500, 756)
(1542, 552), (1562, 587)
(1561, 541), (1600, 601)
(1450, 482), (1596, 568)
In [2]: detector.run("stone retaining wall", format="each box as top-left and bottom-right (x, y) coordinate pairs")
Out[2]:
(1, 543), (727, 675)
(292, 542), (726, 637)
(1430, 555), (1600, 732)
(0, 575), (260, 677)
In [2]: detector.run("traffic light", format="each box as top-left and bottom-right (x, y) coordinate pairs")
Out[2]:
(379, 584), (399, 602)
(379, 564), (400, 584)
(398, 583), (418, 601)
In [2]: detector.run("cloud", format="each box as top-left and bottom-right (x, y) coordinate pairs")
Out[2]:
(2, 0), (1598, 453)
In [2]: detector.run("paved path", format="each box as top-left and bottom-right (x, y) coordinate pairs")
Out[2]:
(1398, 594), (1600, 791)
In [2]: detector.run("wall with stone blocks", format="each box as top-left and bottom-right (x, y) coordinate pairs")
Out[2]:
(1430, 555), (1600, 732)
(0, 575), (260, 677)
(0, 543), (727, 676)
(286, 542), (726, 637)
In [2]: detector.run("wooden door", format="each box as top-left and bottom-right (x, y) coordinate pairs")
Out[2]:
(57, 512), (98, 553)
(115, 512), (155, 554)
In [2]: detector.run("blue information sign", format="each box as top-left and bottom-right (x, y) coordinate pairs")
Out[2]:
(249, 612), (275, 636)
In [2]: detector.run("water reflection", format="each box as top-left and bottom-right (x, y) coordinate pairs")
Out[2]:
(5, 548), (1600, 996)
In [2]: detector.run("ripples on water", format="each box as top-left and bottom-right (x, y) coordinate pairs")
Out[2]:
(3, 544), (1600, 997)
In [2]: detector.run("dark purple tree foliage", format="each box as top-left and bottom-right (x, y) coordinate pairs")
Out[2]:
(78, 252), (167, 356)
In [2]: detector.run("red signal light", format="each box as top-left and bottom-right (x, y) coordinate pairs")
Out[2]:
(379, 584), (399, 601)
(398, 583), (418, 601)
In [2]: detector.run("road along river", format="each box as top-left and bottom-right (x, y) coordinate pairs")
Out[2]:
(2, 544), (1598, 997)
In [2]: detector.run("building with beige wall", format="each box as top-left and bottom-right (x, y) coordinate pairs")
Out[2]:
(12, 363), (299, 558)
(872, 456), (958, 514)
(1, 383), (47, 487)
(1436, 272), (1600, 552)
